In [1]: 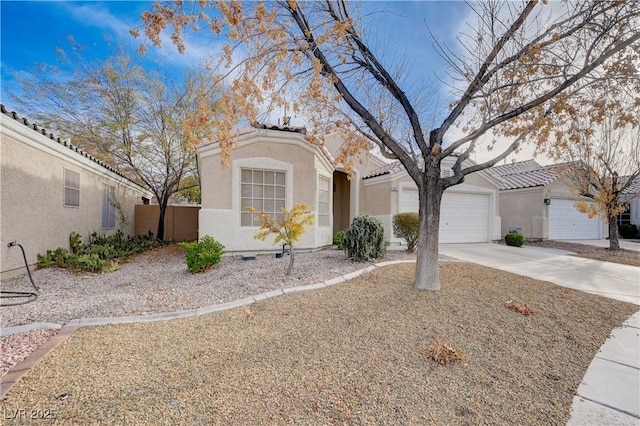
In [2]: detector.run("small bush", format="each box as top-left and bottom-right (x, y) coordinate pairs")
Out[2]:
(180, 235), (225, 273)
(392, 212), (419, 253)
(343, 214), (386, 262)
(37, 230), (159, 273)
(619, 223), (638, 239)
(333, 230), (346, 249)
(505, 233), (524, 247)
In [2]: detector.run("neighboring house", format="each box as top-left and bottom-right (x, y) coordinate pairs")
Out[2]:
(0, 105), (151, 278)
(619, 175), (640, 228)
(486, 160), (606, 240)
(362, 157), (503, 244)
(197, 122), (502, 253)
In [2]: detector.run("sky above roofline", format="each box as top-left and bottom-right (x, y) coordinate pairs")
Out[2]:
(0, 0), (555, 166)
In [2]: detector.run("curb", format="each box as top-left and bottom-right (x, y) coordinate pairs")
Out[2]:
(0, 260), (415, 399)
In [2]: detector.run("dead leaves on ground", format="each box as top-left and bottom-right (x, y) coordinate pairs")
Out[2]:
(505, 300), (539, 316)
(423, 339), (466, 366)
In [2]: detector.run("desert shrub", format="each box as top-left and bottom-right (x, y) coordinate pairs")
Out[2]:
(505, 232), (524, 247)
(618, 223), (638, 239)
(37, 230), (159, 273)
(180, 235), (225, 273)
(333, 230), (346, 249)
(342, 214), (386, 262)
(392, 212), (419, 253)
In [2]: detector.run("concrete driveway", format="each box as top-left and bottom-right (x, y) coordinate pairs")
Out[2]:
(438, 243), (640, 305)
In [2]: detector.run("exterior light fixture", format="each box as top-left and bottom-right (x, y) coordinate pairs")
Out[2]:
(544, 198), (551, 205)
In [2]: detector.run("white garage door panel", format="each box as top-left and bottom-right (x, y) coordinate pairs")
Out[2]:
(398, 188), (489, 243)
(549, 199), (600, 240)
(441, 193), (489, 243)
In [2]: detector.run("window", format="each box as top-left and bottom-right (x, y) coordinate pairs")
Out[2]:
(102, 184), (116, 229)
(64, 168), (80, 207)
(318, 176), (330, 227)
(240, 169), (286, 226)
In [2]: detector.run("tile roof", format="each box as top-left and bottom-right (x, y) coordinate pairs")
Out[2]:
(621, 175), (640, 195)
(0, 104), (145, 189)
(363, 160), (405, 179)
(493, 163), (565, 190)
(483, 159), (540, 181)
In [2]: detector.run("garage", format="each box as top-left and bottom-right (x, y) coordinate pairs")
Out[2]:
(548, 199), (601, 240)
(399, 188), (490, 243)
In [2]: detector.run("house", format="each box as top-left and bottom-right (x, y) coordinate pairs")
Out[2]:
(486, 160), (606, 240)
(618, 175), (640, 229)
(0, 105), (151, 278)
(198, 123), (336, 253)
(362, 157), (503, 244)
(197, 123), (502, 253)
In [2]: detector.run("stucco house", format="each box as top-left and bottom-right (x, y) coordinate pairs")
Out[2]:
(486, 160), (607, 240)
(0, 105), (151, 278)
(197, 123), (502, 253)
(362, 157), (503, 245)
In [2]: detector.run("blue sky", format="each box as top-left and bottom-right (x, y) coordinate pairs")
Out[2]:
(0, 1), (469, 109)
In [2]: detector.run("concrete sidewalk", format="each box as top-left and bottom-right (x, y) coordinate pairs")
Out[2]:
(560, 239), (640, 252)
(439, 243), (640, 425)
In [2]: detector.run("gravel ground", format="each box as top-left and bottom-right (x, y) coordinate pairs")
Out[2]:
(0, 246), (417, 376)
(0, 245), (418, 328)
(0, 262), (636, 425)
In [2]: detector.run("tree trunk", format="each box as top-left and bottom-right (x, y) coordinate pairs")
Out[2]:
(414, 172), (444, 290)
(609, 217), (620, 251)
(156, 197), (169, 241)
(286, 244), (295, 275)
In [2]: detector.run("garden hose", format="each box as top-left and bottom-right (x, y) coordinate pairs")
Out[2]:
(1, 241), (40, 306)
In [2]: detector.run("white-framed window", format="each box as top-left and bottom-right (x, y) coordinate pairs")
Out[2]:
(102, 184), (116, 229)
(64, 168), (80, 207)
(318, 176), (330, 227)
(240, 169), (286, 226)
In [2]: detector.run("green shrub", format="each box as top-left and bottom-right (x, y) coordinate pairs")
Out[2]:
(180, 235), (225, 273)
(392, 212), (420, 253)
(37, 230), (160, 273)
(618, 223), (638, 239)
(505, 233), (525, 247)
(343, 214), (386, 262)
(333, 230), (346, 249)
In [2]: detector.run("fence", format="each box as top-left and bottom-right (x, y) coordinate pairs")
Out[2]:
(135, 205), (199, 241)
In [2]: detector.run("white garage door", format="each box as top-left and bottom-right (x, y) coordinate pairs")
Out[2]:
(399, 188), (489, 243)
(549, 199), (600, 240)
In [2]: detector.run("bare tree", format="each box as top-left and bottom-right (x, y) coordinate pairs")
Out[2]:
(9, 48), (217, 240)
(137, 0), (640, 289)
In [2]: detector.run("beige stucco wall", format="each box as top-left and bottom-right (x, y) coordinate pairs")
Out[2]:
(498, 187), (546, 238)
(197, 128), (334, 253)
(0, 114), (149, 278)
(361, 163), (502, 244)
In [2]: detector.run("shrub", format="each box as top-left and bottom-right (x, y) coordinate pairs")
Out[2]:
(618, 223), (638, 239)
(37, 230), (159, 273)
(343, 214), (386, 262)
(333, 230), (346, 249)
(505, 233), (524, 247)
(180, 235), (225, 273)
(392, 212), (419, 253)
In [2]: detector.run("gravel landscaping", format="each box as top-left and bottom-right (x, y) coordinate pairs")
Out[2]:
(1, 261), (636, 425)
(1, 245), (418, 375)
